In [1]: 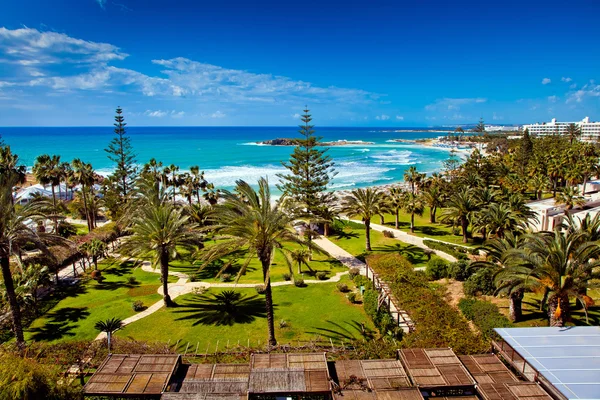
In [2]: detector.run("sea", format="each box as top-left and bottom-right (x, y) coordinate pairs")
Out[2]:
(0, 127), (459, 192)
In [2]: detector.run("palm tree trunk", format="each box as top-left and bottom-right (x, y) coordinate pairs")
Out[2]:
(410, 212), (415, 233)
(379, 214), (384, 225)
(1, 256), (25, 349)
(51, 184), (56, 208)
(365, 220), (372, 251)
(259, 253), (277, 346)
(395, 210), (399, 229)
(548, 293), (569, 327)
(324, 222), (330, 237)
(107, 332), (112, 353)
(82, 187), (91, 232)
(430, 206), (436, 223)
(582, 176), (588, 195)
(509, 289), (524, 322)
(93, 255), (98, 270)
(160, 249), (173, 307)
(539, 287), (549, 311)
(461, 217), (468, 243)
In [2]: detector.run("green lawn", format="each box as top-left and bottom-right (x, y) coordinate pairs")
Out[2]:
(169, 241), (347, 284)
(73, 223), (89, 236)
(329, 221), (440, 268)
(367, 208), (478, 246)
(119, 275), (374, 351)
(25, 258), (172, 343)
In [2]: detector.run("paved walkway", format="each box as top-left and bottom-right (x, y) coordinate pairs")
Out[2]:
(347, 219), (459, 262)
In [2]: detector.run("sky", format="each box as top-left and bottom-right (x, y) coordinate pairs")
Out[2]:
(0, 0), (599, 127)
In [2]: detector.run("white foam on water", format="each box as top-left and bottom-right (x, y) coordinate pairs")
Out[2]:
(370, 150), (419, 165)
(239, 142), (267, 146)
(203, 164), (287, 187)
(356, 148), (370, 152)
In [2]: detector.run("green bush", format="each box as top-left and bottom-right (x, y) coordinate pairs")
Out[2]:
(282, 272), (292, 281)
(219, 273), (232, 282)
(383, 230), (395, 238)
(337, 283), (349, 293)
(349, 268), (360, 279)
(347, 292), (358, 303)
(132, 300), (144, 311)
(425, 258), (449, 280)
(458, 298), (512, 339)
(255, 285), (266, 295)
(361, 288), (400, 339)
(447, 260), (473, 281)
(316, 271), (328, 280)
(463, 268), (495, 296)
(294, 277), (305, 287)
(423, 239), (470, 260)
(127, 276), (138, 285)
(57, 221), (78, 238)
(353, 275), (371, 289)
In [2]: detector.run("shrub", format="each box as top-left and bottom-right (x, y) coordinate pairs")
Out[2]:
(294, 277), (305, 287)
(282, 272), (292, 281)
(91, 270), (102, 280)
(57, 221), (78, 238)
(423, 239), (470, 260)
(192, 287), (208, 295)
(447, 260), (473, 281)
(316, 271), (328, 280)
(425, 258), (449, 280)
(347, 292), (357, 303)
(127, 276), (138, 285)
(463, 268), (495, 297)
(458, 298), (512, 339)
(383, 230), (395, 238)
(96, 275), (105, 283)
(353, 275), (371, 289)
(255, 284), (266, 295)
(132, 300), (144, 311)
(219, 273), (232, 282)
(349, 268), (360, 279)
(337, 283), (349, 293)
(279, 320), (288, 329)
(424, 249), (435, 261)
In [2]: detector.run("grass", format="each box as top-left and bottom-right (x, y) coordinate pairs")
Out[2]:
(24, 258), (175, 343)
(169, 241), (347, 284)
(119, 275), (374, 351)
(329, 221), (441, 268)
(368, 208), (479, 246)
(72, 223), (89, 236)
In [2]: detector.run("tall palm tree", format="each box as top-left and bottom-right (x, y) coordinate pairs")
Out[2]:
(341, 187), (382, 251)
(164, 164), (180, 204)
(71, 159), (95, 232)
(517, 229), (600, 326)
(85, 239), (107, 270)
(480, 203), (525, 239)
(95, 317), (123, 353)
(388, 186), (405, 228)
(32, 154), (61, 208)
(402, 192), (424, 233)
(422, 185), (444, 223)
(121, 194), (201, 307)
(290, 248), (311, 274)
(441, 189), (477, 243)
(201, 178), (313, 346)
(555, 186), (586, 216)
(404, 166), (423, 194)
(566, 123), (581, 145)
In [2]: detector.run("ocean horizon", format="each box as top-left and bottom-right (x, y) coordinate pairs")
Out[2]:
(0, 126), (460, 192)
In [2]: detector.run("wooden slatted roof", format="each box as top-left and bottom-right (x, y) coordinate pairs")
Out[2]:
(84, 354), (180, 396)
(477, 382), (553, 400)
(458, 354), (519, 385)
(398, 348), (475, 388)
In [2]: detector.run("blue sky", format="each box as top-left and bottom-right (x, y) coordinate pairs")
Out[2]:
(1, 0), (599, 126)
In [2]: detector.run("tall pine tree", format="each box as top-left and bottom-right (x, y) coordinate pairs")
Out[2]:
(277, 108), (337, 218)
(520, 128), (534, 174)
(105, 107), (136, 200)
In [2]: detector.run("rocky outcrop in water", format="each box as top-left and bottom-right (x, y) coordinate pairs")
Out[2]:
(258, 138), (374, 146)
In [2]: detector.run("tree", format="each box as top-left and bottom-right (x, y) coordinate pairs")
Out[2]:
(13, 264), (52, 311)
(121, 182), (201, 306)
(480, 203), (525, 239)
(403, 166), (424, 195)
(520, 128), (534, 174)
(105, 107), (136, 200)
(290, 249), (311, 274)
(32, 154), (61, 208)
(95, 317), (124, 352)
(555, 186), (586, 216)
(387, 187), (405, 229)
(202, 178), (315, 346)
(402, 192), (424, 233)
(85, 239), (107, 270)
(164, 164), (180, 204)
(71, 159), (96, 231)
(441, 189), (477, 243)
(422, 184), (444, 223)
(277, 108), (337, 221)
(341, 188), (382, 251)
(566, 123), (581, 145)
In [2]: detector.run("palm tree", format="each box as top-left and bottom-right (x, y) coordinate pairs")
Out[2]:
(422, 185), (444, 223)
(164, 164), (180, 204)
(32, 154), (61, 208)
(388, 186), (405, 229)
(201, 178), (314, 346)
(71, 159), (95, 232)
(94, 317), (123, 353)
(341, 187), (382, 251)
(86, 239), (107, 270)
(290, 249), (311, 274)
(528, 174), (550, 200)
(518, 229), (600, 326)
(555, 186), (586, 216)
(566, 123), (581, 145)
(480, 203), (525, 239)
(404, 166), (424, 194)
(441, 189), (477, 243)
(122, 195), (201, 307)
(402, 192), (424, 233)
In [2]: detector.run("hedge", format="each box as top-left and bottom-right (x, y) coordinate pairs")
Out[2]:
(366, 253), (488, 354)
(458, 298), (512, 339)
(362, 289), (399, 338)
(423, 239), (470, 260)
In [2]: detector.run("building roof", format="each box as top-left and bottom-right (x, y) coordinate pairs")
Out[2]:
(458, 354), (518, 384)
(84, 354), (180, 396)
(399, 348), (475, 388)
(333, 359), (412, 399)
(494, 327), (600, 400)
(477, 382), (553, 400)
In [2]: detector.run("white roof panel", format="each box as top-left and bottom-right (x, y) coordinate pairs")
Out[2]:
(495, 327), (600, 400)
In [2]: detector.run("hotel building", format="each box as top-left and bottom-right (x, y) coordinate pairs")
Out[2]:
(522, 116), (600, 141)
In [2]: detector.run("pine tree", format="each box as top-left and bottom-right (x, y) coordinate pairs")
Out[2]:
(105, 107), (136, 199)
(0, 133), (4, 147)
(277, 108), (337, 216)
(474, 118), (486, 133)
(520, 128), (534, 174)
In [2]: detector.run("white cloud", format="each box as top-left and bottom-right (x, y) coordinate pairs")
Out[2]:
(395, 115), (404, 120)
(96, 0), (107, 9)
(570, 83), (577, 89)
(542, 78), (551, 85)
(292, 113), (300, 119)
(566, 83), (600, 103)
(375, 114), (390, 120)
(425, 97), (486, 111)
(211, 111), (226, 118)
(171, 110), (185, 118)
(561, 77), (572, 83)
(144, 110), (167, 118)
(548, 95), (558, 103)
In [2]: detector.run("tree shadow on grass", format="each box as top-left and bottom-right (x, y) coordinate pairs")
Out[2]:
(28, 306), (90, 341)
(333, 230), (360, 240)
(173, 292), (268, 326)
(102, 259), (138, 276)
(307, 320), (376, 343)
(374, 244), (426, 265)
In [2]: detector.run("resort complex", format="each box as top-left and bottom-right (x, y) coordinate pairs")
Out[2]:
(522, 117), (600, 141)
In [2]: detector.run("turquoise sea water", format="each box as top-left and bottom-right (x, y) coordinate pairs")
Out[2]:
(0, 127), (456, 191)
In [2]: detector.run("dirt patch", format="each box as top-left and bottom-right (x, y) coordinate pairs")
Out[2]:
(435, 278), (478, 333)
(128, 285), (157, 297)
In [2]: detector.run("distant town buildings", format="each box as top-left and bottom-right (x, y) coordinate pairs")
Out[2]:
(522, 117), (600, 141)
(484, 125), (518, 132)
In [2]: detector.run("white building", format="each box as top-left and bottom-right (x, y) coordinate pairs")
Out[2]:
(484, 125), (518, 132)
(522, 116), (600, 141)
